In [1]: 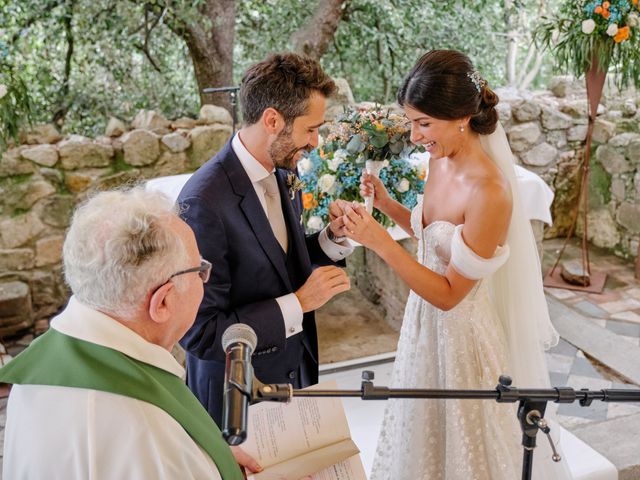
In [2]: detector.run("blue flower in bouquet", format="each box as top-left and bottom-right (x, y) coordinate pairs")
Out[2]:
(299, 108), (425, 232)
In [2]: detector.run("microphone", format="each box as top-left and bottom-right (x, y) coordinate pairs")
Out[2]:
(221, 323), (257, 445)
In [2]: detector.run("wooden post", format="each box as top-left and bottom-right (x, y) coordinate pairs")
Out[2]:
(636, 241), (640, 280)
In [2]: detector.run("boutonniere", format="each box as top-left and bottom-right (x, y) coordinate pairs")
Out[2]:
(286, 172), (305, 201)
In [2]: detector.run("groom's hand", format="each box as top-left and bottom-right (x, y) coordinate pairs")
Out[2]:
(328, 199), (351, 238)
(295, 266), (350, 313)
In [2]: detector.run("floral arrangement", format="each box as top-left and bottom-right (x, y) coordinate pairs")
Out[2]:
(535, 0), (640, 89)
(298, 108), (426, 232)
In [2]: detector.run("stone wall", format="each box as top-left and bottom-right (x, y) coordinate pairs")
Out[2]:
(496, 77), (639, 259)
(0, 76), (638, 337)
(0, 106), (233, 336)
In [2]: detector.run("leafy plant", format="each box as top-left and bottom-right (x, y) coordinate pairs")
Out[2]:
(298, 107), (425, 232)
(0, 64), (33, 149)
(535, 0), (640, 88)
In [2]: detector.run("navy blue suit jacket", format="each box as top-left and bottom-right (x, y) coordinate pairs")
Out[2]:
(178, 141), (339, 425)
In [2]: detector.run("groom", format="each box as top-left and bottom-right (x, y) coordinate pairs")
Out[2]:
(178, 52), (353, 425)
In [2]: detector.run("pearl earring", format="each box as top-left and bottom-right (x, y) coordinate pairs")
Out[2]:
(459, 125), (465, 133)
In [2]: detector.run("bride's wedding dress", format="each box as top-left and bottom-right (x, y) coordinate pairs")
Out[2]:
(369, 124), (573, 480)
(370, 200), (521, 479)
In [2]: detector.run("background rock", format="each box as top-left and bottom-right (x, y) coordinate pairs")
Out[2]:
(122, 129), (160, 166)
(21, 145), (59, 167)
(198, 105), (233, 126)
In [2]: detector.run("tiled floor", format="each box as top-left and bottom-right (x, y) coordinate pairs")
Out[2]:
(319, 357), (617, 479)
(0, 236), (638, 474)
(542, 238), (640, 429)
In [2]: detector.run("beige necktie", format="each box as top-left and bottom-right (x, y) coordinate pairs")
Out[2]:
(261, 173), (288, 253)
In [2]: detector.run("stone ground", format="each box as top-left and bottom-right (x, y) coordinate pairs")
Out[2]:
(0, 236), (639, 477)
(315, 236), (640, 478)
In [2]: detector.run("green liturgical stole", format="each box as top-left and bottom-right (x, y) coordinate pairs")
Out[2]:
(0, 329), (243, 480)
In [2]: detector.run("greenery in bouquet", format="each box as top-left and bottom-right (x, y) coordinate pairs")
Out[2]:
(535, 0), (640, 88)
(298, 108), (426, 233)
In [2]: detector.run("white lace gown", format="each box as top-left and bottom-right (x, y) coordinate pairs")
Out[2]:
(370, 196), (522, 480)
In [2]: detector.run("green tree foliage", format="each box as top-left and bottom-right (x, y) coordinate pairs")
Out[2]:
(238, 0), (513, 103)
(2, 0), (550, 142)
(1, 0), (198, 137)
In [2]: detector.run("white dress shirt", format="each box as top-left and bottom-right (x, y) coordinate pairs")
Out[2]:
(232, 133), (353, 337)
(3, 297), (222, 480)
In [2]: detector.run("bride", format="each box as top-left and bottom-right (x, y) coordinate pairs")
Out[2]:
(340, 50), (572, 479)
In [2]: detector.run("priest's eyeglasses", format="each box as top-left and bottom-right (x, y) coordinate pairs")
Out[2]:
(169, 259), (212, 284)
(151, 259), (212, 297)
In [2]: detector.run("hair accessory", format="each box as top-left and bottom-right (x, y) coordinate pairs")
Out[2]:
(467, 70), (486, 92)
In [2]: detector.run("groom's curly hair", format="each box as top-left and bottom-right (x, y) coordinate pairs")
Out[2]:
(240, 52), (336, 126)
(398, 50), (499, 135)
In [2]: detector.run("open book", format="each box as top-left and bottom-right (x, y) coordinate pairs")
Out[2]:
(242, 381), (367, 480)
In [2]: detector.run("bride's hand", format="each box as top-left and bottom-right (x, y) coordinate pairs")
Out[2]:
(343, 202), (392, 251)
(360, 172), (391, 211)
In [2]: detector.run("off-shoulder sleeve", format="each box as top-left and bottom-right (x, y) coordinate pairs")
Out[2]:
(450, 224), (510, 280)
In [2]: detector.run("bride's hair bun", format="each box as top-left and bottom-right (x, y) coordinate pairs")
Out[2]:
(398, 50), (500, 135)
(470, 85), (499, 135)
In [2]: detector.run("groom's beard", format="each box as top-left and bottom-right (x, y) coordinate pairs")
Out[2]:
(270, 128), (312, 170)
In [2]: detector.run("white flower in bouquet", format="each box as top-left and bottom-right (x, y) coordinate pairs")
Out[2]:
(628, 13), (639, 28)
(318, 173), (336, 193)
(396, 178), (410, 193)
(307, 215), (324, 231)
(581, 19), (596, 34)
(606, 23), (619, 36)
(318, 134), (325, 149)
(327, 158), (342, 171)
(326, 151), (346, 171)
(0, 84), (7, 100)
(333, 149), (349, 162)
(298, 156), (313, 174)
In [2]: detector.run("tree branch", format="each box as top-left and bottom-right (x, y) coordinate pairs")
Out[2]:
(290, 0), (348, 60)
(52, 0), (75, 125)
(133, 6), (166, 73)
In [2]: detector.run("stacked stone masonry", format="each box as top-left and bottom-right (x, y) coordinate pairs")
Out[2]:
(494, 77), (639, 258)
(0, 106), (233, 336)
(0, 76), (638, 336)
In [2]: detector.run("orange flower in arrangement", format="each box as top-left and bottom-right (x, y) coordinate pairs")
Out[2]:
(594, 5), (603, 13)
(614, 25), (630, 42)
(602, 1), (610, 7)
(302, 192), (315, 210)
(603, 9), (611, 18)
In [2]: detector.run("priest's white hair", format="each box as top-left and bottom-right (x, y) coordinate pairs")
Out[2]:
(63, 187), (189, 318)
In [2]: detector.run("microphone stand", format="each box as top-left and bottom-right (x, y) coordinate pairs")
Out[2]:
(249, 372), (640, 480)
(202, 86), (240, 134)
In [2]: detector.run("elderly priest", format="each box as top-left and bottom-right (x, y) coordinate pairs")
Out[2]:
(0, 188), (254, 479)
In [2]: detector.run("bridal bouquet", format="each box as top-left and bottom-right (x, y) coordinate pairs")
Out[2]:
(298, 108), (425, 232)
(535, 0), (640, 89)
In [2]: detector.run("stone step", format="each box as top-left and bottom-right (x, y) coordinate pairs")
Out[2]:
(548, 296), (640, 385)
(548, 296), (640, 478)
(570, 413), (640, 480)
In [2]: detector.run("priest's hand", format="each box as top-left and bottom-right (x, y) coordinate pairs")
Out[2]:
(230, 446), (262, 476)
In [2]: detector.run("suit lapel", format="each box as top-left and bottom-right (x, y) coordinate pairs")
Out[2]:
(276, 170), (312, 277)
(221, 151), (291, 290)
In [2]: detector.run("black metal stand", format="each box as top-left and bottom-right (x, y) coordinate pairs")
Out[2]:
(202, 86), (240, 134)
(250, 372), (640, 480)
